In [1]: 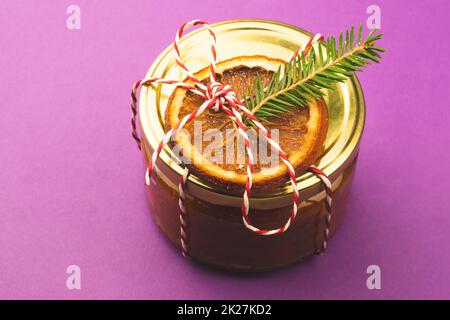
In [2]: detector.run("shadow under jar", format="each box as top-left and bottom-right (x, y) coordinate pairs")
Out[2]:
(138, 19), (365, 272)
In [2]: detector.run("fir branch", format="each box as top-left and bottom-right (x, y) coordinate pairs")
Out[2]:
(243, 25), (385, 123)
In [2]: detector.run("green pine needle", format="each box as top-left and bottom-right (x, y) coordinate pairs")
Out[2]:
(243, 24), (385, 123)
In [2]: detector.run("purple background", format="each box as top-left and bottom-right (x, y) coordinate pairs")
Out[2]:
(1, 0), (449, 299)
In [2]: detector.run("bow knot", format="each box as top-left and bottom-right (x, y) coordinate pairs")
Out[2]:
(205, 81), (234, 112)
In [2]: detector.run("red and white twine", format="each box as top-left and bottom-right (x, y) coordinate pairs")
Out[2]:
(308, 165), (333, 254)
(178, 167), (190, 257)
(131, 20), (333, 257)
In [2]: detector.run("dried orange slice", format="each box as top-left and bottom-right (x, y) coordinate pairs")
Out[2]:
(165, 55), (328, 193)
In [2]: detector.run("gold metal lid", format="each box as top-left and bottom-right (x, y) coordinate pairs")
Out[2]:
(139, 19), (365, 209)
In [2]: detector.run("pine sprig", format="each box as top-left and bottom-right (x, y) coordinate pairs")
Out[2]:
(244, 25), (385, 123)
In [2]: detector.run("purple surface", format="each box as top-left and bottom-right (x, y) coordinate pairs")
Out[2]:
(1, 0), (449, 299)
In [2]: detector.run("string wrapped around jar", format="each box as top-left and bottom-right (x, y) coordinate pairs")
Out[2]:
(130, 19), (333, 258)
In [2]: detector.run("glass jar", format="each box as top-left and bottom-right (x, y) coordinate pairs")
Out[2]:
(138, 19), (365, 271)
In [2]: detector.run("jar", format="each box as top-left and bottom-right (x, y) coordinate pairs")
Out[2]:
(137, 19), (365, 271)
